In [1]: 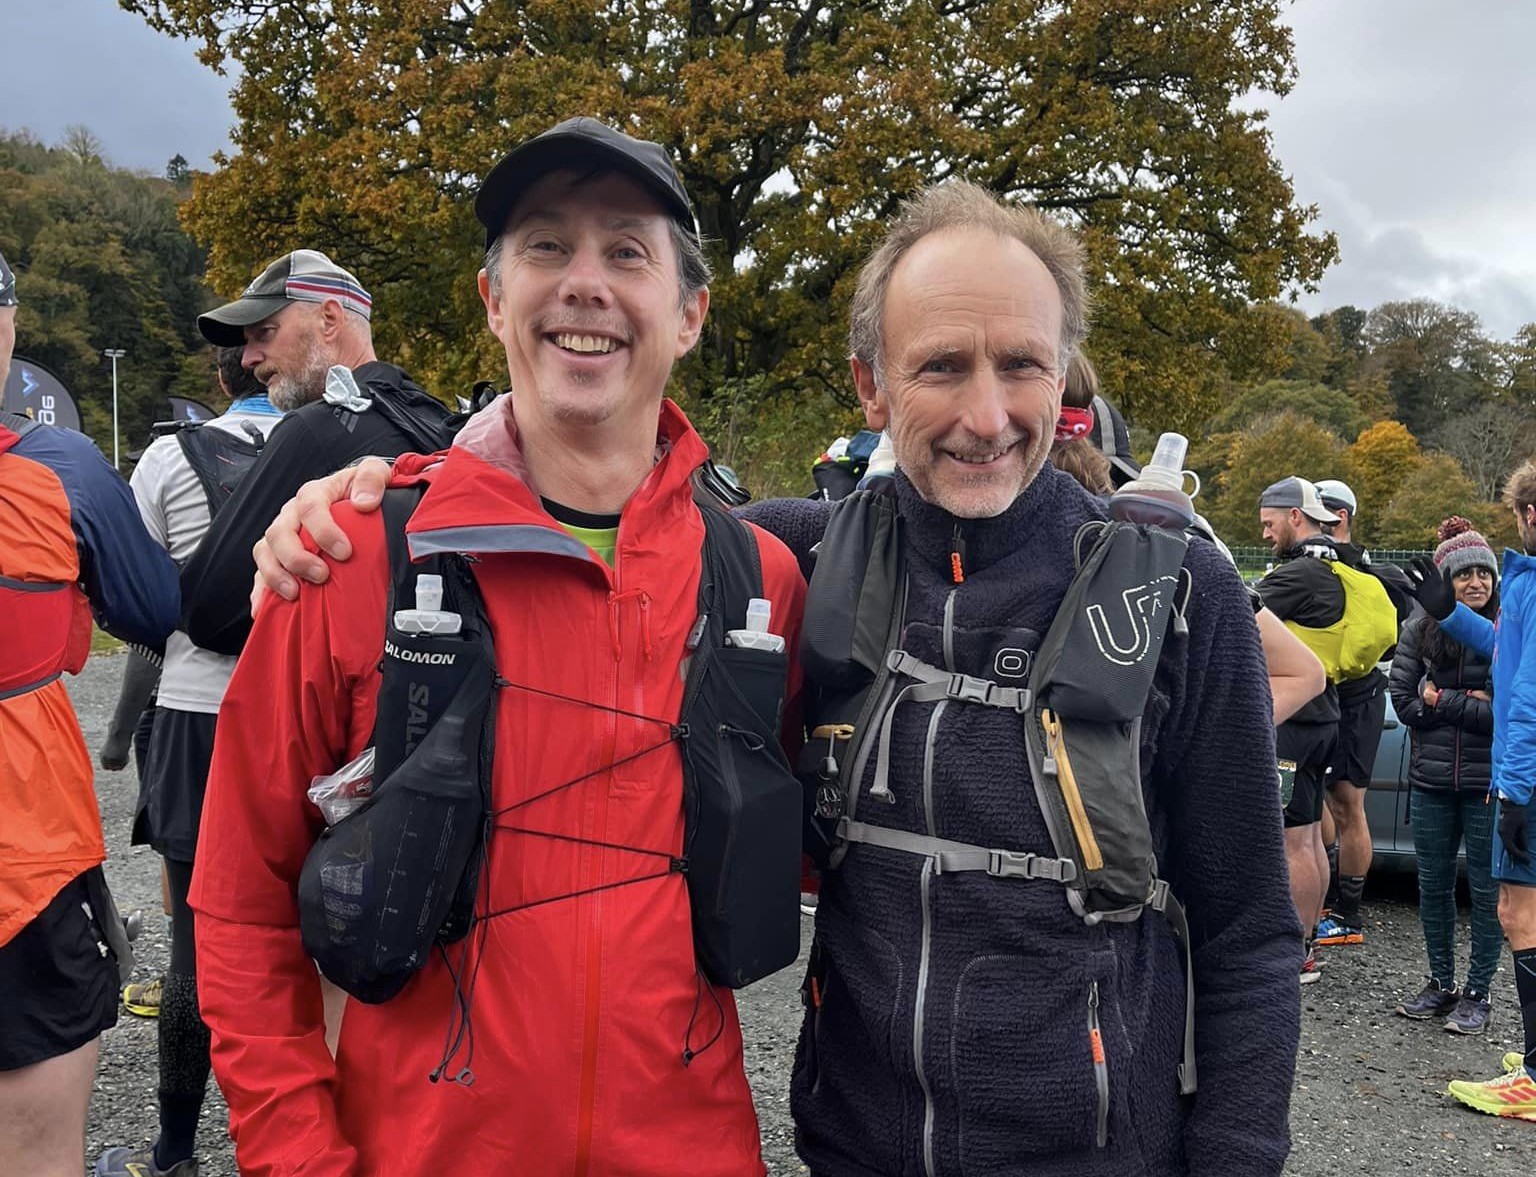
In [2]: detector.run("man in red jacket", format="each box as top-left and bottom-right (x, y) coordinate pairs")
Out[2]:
(192, 120), (805, 1176)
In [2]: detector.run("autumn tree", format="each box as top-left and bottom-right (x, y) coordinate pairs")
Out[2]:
(1373, 453), (1502, 552)
(1204, 378), (1365, 442)
(1431, 399), (1535, 502)
(1342, 419), (1421, 542)
(123, 0), (1335, 493)
(1205, 410), (1344, 545)
(1363, 299), (1497, 439)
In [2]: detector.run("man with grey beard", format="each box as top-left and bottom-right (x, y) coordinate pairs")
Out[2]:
(180, 249), (454, 657)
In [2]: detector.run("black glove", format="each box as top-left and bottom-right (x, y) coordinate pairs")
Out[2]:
(1407, 555), (1456, 621)
(1500, 798), (1531, 867)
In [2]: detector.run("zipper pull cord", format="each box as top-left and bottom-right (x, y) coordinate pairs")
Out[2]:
(950, 523), (966, 585)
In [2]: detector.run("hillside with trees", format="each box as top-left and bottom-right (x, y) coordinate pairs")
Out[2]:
(0, 128), (217, 458)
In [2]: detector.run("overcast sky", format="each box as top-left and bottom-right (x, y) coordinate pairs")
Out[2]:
(7, 0), (1534, 338)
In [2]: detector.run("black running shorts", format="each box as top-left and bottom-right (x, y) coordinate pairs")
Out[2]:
(0, 869), (119, 1071)
(1279, 721), (1338, 829)
(1329, 681), (1387, 788)
(133, 706), (219, 862)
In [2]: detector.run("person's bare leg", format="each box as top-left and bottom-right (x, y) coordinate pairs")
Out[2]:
(0, 1038), (99, 1177)
(1328, 782), (1371, 930)
(1284, 824), (1324, 958)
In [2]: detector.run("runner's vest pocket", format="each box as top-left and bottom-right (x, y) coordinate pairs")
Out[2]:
(298, 623), (494, 1004)
(683, 642), (802, 988)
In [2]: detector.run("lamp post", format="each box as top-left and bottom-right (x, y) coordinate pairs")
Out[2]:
(103, 348), (125, 469)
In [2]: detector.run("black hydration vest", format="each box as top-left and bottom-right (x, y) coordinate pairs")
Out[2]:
(147, 418), (268, 519)
(298, 470), (802, 1008)
(798, 484), (1199, 1094)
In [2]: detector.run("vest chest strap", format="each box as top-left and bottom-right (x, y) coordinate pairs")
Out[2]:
(835, 818), (1077, 883)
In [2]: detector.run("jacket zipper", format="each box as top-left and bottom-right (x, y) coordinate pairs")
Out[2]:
(575, 562), (625, 1177)
(1088, 981), (1109, 1148)
(1042, 709), (1104, 871)
(912, 587), (956, 1177)
(1453, 652), (1463, 791)
(914, 858), (937, 1177)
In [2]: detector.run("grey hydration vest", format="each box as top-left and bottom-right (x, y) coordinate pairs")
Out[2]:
(799, 485), (1199, 1094)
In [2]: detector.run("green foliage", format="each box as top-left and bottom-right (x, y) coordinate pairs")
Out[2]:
(0, 130), (216, 460)
(1204, 410), (1344, 545)
(122, 0), (1336, 475)
(1206, 378), (1366, 443)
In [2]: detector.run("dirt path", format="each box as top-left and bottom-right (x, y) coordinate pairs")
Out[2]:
(71, 654), (1535, 1174)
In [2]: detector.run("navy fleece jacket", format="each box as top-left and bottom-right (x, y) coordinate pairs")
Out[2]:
(741, 464), (1300, 1177)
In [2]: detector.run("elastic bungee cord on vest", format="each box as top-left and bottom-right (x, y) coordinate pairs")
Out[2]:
(425, 674), (727, 1083)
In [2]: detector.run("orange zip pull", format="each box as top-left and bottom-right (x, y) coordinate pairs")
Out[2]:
(950, 523), (966, 584)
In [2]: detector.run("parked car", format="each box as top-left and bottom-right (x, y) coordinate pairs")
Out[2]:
(1364, 691), (1417, 868)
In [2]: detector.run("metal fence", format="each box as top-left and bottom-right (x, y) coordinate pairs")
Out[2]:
(1226, 545), (1432, 580)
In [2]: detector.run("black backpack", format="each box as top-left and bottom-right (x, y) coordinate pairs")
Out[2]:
(150, 418), (268, 519)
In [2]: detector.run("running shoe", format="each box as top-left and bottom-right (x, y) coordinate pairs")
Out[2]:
(96, 1145), (199, 1176)
(1448, 1065), (1536, 1118)
(1299, 947), (1325, 985)
(1397, 979), (1458, 1020)
(1313, 915), (1363, 946)
(1444, 994), (1492, 1035)
(122, 975), (163, 1018)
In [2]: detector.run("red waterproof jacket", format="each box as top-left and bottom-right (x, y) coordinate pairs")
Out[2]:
(192, 400), (805, 1176)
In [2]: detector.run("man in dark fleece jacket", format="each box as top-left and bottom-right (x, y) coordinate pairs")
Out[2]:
(740, 183), (1299, 1177)
(250, 182), (1300, 1175)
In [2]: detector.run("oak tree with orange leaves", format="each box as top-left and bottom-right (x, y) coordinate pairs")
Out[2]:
(124, 0), (1335, 492)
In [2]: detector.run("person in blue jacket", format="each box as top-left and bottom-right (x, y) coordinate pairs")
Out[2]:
(1411, 459), (1536, 1117)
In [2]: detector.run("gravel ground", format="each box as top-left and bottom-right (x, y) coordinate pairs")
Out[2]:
(71, 652), (1536, 1175)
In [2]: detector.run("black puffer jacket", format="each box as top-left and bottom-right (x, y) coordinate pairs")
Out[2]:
(1389, 612), (1493, 793)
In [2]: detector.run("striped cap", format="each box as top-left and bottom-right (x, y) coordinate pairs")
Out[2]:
(198, 249), (372, 347)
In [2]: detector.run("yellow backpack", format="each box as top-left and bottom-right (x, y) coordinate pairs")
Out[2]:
(1284, 560), (1398, 683)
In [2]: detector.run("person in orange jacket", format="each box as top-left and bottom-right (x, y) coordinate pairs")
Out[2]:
(0, 249), (180, 1175)
(190, 120), (805, 1176)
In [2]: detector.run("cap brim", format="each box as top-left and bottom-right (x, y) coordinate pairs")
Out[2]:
(475, 134), (696, 248)
(1302, 504), (1341, 525)
(196, 296), (293, 347)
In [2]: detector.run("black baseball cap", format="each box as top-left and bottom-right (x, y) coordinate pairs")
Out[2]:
(0, 250), (16, 308)
(474, 117), (698, 249)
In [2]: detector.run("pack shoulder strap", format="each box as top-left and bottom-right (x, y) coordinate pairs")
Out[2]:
(0, 410), (43, 450)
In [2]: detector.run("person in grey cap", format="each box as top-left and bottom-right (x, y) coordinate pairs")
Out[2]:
(1256, 477), (1344, 982)
(178, 248), (455, 657)
(1310, 477), (1396, 950)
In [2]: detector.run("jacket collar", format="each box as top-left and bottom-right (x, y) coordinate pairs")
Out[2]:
(403, 396), (708, 561)
(1503, 547), (1536, 578)
(894, 461), (1099, 576)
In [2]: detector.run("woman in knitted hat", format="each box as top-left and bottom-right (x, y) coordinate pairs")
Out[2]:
(1390, 516), (1500, 1034)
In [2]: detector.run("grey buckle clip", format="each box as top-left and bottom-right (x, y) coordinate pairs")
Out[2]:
(987, 849), (1040, 879)
(947, 672), (994, 705)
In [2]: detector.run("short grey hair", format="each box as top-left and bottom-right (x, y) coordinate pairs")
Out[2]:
(483, 217), (710, 310)
(848, 180), (1090, 385)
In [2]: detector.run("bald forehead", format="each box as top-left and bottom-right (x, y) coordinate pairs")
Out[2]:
(883, 226), (1066, 367)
